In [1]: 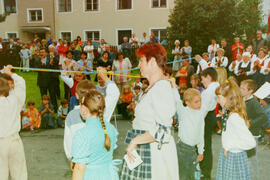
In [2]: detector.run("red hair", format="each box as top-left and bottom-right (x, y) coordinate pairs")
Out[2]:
(136, 43), (167, 71)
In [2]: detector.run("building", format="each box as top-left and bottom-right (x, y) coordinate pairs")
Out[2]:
(0, 0), (174, 45)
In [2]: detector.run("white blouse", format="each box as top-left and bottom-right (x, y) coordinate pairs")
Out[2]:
(222, 113), (256, 152)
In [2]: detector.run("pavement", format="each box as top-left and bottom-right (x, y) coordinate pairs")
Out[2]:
(20, 119), (270, 180)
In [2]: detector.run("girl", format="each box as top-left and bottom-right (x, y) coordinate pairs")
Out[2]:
(215, 77), (256, 180)
(190, 74), (204, 93)
(175, 58), (189, 87)
(71, 89), (119, 180)
(117, 85), (133, 119)
(25, 101), (41, 130)
(40, 95), (56, 129)
(83, 40), (94, 64)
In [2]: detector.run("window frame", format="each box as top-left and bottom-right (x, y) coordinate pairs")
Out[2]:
(83, 29), (101, 41)
(27, 8), (44, 23)
(116, 28), (133, 45)
(5, 32), (19, 40)
(150, 0), (168, 9)
(59, 31), (72, 42)
(149, 27), (167, 42)
(1, 0), (18, 14)
(115, 0), (133, 12)
(56, 0), (73, 13)
(83, 0), (100, 12)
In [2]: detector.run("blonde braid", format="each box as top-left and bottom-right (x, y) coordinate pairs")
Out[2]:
(98, 109), (111, 151)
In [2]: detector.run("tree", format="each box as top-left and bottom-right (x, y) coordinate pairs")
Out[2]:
(167, 0), (263, 55)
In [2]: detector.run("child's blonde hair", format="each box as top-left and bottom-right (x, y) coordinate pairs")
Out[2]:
(240, 79), (257, 93)
(183, 88), (201, 103)
(216, 67), (227, 85)
(122, 85), (131, 94)
(215, 77), (249, 127)
(76, 79), (96, 99)
(80, 89), (111, 151)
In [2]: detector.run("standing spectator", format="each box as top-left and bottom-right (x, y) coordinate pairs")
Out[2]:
(252, 30), (268, 55)
(208, 39), (220, 61)
(232, 37), (245, 60)
(19, 44), (32, 70)
(105, 44), (115, 64)
(172, 40), (182, 72)
(210, 48), (228, 68)
(0, 38), (5, 68)
(73, 40), (82, 61)
(33, 33), (40, 42)
(76, 36), (83, 46)
(181, 40), (192, 61)
(195, 53), (211, 74)
(98, 51), (112, 71)
(30, 41), (39, 67)
(40, 39), (47, 50)
(129, 33), (139, 47)
(76, 52), (93, 80)
(46, 35), (54, 47)
(139, 32), (148, 46)
(6, 39), (20, 66)
(57, 39), (68, 66)
(221, 38), (232, 66)
(112, 52), (132, 93)
(83, 40), (94, 64)
(121, 37), (132, 60)
(98, 39), (106, 54)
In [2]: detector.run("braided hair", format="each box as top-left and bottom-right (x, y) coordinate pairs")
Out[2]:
(80, 89), (111, 151)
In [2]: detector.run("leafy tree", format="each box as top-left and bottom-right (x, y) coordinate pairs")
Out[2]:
(167, 0), (263, 55)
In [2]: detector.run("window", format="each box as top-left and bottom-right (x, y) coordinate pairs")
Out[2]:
(85, 0), (99, 11)
(3, 0), (17, 14)
(151, 29), (166, 42)
(58, 0), (72, 12)
(6, 32), (18, 40)
(60, 32), (72, 42)
(152, 0), (167, 8)
(117, 29), (132, 45)
(117, 0), (132, 10)
(85, 31), (100, 41)
(27, 9), (43, 22)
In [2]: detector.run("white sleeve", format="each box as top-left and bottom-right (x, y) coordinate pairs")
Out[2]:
(63, 119), (72, 160)
(11, 73), (26, 107)
(104, 81), (120, 122)
(199, 59), (209, 70)
(228, 62), (233, 72)
(127, 58), (132, 68)
(222, 57), (228, 67)
(208, 45), (212, 54)
(260, 59), (269, 75)
(60, 73), (74, 88)
(197, 121), (205, 155)
(172, 88), (185, 115)
(210, 57), (216, 67)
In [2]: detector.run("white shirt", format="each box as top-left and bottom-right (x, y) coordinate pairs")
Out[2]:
(0, 43), (2, 49)
(173, 89), (207, 154)
(260, 57), (270, 75)
(196, 59), (210, 74)
(140, 37), (148, 46)
(210, 56), (228, 68)
(83, 45), (94, 61)
(228, 60), (242, 73)
(0, 74), (26, 138)
(112, 58), (132, 83)
(63, 81), (120, 160)
(208, 44), (220, 59)
(201, 82), (220, 111)
(222, 113), (256, 152)
(234, 60), (253, 76)
(251, 57), (266, 74)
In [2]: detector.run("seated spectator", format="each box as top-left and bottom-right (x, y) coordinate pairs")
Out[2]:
(40, 95), (56, 129)
(117, 85), (133, 119)
(24, 101), (41, 130)
(76, 52), (93, 80)
(246, 45), (257, 62)
(210, 48), (228, 68)
(229, 53), (242, 75)
(57, 99), (69, 128)
(104, 44), (115, 63)
(251, 48), (267, 88)
(260, 52), (270, 83)
(98, 51), (112, 71)
(195, 53), (211, 74)
(121, 37), (131, 59)
(235, 52), (252, 83)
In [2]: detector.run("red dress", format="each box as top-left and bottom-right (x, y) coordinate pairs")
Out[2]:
(178, 66), (188, 86)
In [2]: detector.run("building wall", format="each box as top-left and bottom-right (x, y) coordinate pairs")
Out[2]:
(55, 0), (174, 45)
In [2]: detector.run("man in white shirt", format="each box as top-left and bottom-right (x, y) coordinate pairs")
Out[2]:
(200, 67), (220, 180)
(195, 53), (210, 74)
(208, 39), (220, 61)
(0, 67), (27, 180)
(139, 32), (148, 46)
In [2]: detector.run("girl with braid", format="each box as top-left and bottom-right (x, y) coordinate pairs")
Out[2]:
(71, 89), (120, 180)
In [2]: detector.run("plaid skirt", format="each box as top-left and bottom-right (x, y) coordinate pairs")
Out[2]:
(216, 148), (251, 180)
(121, 129), (151, 180)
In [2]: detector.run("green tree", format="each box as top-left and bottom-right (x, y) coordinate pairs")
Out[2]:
(167, 0), (263, 55)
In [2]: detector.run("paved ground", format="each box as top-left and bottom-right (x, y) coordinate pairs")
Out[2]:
(21, 120), (270, 180)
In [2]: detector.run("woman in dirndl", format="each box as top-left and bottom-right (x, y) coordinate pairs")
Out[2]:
(120, 43), (179, 180)
(215, 77), (256, 180)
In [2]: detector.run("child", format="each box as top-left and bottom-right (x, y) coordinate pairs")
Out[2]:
(172, 80), (209, 179)
(20, 44), (31, 71)
(76, 51), (93, 80)
(57, 99), (69, 128)
(215, 77), (256, 180)
(190, 74), (204, 93)
(240, 79), (268, 180)
(40, 95), (56, 129)
(199, 67), (220, 179)
(131, 76), (142, 89)
(96, 74), (107, 96)
(117, 85), (133, 119)
(64, 67), (120, 162)
(0, 67), (27, 179)
(25, 101), (41, 130)
(71, 89), (119, 180)
(176, 59), (189, 86)
(195, 53), (211, 74)
(127, 85), (142, 119)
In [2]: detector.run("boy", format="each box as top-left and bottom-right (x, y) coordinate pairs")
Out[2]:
(0, 67), (27, 180)
(200, 67), (220, 180)
(195, 53), (210, 74)
(63, 67), (120, 168)
(20, 44), (31, 71)
(240, 79), (268, 180)
(57, 99), (69, 128)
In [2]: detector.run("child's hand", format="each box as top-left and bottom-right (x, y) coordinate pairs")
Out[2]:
(198, 154), (204, 162)
(224, 149), (228, 158)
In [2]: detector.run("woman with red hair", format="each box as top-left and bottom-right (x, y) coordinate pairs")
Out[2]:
(121, 43), (179, 180)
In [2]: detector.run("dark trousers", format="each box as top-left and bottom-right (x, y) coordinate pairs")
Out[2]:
(117, 103), (130, 119)
(177, 142), (197, 180)
(39, 83), (58, 113)
(55, 77), (60, 99)
(200, 111), (216, 179)
(64, 83), (70, 100)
